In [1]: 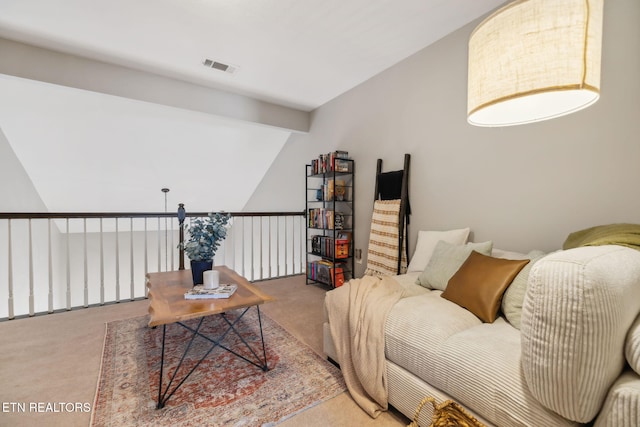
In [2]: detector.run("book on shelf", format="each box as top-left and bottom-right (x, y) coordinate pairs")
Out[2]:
(325, 179), (334, 201)
(317, 180), (335, 202)
(316, 266), (331, 284)
(308, 208), (346, 230)
(332, 267), (345, 287)
(335, 238), (350, 259)
(334, 159), (351, 173)
(310, 235), (350, 259)
(307, 260), (348, 287)
(334, 212), (344, 230)
(337, 231), (352, 241)
(310, 151), (351, 175)
(184, 284), (238, 299)
(335, 179), (347, 201)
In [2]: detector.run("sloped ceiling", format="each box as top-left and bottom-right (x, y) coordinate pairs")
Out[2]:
(0, 0), (506, 213)
(0, 74), (291, 213)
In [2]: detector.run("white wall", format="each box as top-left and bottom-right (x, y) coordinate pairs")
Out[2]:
(0, 129), (60, 317)
(244, 0), (640, 276)
(0, 128), (46, 211)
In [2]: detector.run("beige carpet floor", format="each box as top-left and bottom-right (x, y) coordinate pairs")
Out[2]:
(0, 275), (408, 427)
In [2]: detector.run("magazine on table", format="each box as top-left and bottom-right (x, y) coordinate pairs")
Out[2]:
(184, 284), (238, 300)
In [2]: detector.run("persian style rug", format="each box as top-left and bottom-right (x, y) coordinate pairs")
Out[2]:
(91, 310), (346, 426)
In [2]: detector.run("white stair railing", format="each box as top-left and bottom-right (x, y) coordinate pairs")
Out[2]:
(0, 210), (305, 320)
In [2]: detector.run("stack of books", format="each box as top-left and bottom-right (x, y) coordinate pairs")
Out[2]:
(311, 232), (351, 259)
(310, 151), (351, 175)
(184, 284), (238, 300)
(307, 260), (345, 287)
(308, 208), (345, 230)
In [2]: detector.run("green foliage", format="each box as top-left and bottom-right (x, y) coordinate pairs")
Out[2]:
(181, 212), (231, 261)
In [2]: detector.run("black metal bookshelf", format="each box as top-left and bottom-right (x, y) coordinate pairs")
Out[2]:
(305, 153), (354, 287)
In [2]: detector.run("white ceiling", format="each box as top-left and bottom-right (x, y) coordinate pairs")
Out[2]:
(0, 0), (506, 213)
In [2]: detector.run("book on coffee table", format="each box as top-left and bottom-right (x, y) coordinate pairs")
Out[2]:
(184, 284), (238, 300)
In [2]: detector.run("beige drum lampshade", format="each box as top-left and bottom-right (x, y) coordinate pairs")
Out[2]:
(467, 0), (604, 127)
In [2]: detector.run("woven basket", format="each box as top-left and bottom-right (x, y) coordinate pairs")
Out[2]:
(408, 396), (486, 427)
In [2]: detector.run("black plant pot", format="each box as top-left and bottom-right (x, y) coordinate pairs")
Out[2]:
(190, 260), (213, 286)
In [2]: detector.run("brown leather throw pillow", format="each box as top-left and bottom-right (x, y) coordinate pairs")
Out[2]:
(441, 251), (530, 323)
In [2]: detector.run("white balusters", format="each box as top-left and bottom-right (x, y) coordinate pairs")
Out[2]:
(170, 217), (174, 271)
(157, 217), (161, 272)
(276, 216), (281, 277)
(83, 218), (88, 308)
(115, 218), (120, 302)
(130, 217), (134, 301)
(259, 217), (263, 281)
(7, 219), (14, 319)
(99, 218), (105, 305)
(144, 218), (148, 298)
(241, 217), (246, 278)
(66, 218), (71, 310)
(1, 212), (304, 320)
(47, 219), (53, 313)
(28, 218), (34, 316)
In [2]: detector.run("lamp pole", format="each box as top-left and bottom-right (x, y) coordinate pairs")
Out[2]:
(161, 188), (169, 271)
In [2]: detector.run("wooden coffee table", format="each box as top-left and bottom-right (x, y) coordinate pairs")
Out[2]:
(146, 266), (274, 409)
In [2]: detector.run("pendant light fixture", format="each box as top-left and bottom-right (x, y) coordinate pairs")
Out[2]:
(467, 0), (604, 127)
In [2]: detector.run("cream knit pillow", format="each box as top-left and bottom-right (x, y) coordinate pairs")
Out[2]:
(500, 250), (546, 329)
(416, 240), (493, 291)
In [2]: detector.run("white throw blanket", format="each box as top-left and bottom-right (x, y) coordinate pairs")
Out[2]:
(325, 275), (406, 418)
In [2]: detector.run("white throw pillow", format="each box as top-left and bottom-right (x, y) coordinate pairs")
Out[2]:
(407, 228), (470, 272)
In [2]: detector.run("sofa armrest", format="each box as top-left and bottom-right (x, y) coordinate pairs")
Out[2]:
(521, 245), (640, 422)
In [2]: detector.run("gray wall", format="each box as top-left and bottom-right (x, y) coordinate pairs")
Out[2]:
(244, 0), (640, 276)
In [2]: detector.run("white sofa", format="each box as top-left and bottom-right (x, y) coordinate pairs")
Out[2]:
(323, 243), (640, 426)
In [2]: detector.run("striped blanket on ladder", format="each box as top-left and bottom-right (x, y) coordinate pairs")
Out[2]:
(364, 199), (407, 277)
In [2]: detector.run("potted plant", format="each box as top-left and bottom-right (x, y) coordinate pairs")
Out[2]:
(181, 212), (231, 285)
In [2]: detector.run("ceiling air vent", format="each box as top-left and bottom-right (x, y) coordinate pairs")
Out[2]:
(202, 59), (239, 74)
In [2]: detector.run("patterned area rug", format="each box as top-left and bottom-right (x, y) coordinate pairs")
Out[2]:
(91, 309), (346, 426)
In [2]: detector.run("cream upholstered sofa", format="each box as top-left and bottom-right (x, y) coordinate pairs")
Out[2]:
(323, 231), (640, 426)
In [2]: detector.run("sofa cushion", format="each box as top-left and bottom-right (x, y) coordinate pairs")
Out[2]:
(625, 315), (640, 376)
(501, 250), (546, 329)
(386, 360), (492, 427)
(441, 251), (530, 323)
(594, 370), (640, 427)
(430, 320), (577, 427)
(407, 228), (470, 272)
(416, 240), (493, 290)
(385, 292), (481, 383)
(521, 245), (640, 422)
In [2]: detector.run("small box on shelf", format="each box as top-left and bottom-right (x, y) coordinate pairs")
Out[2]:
(334, 159), (351, 173)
